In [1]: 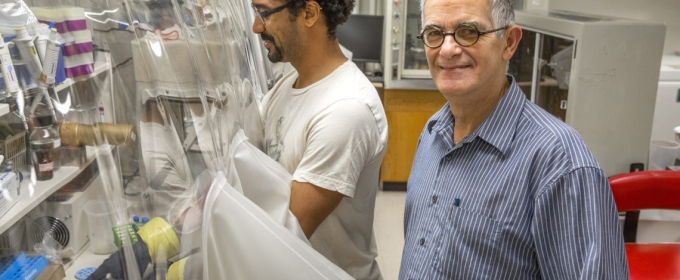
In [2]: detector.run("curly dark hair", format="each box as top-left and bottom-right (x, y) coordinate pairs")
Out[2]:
(285, 0), (355, 38)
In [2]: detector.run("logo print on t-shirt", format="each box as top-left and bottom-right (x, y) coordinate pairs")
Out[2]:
(266, 117), (285, 162)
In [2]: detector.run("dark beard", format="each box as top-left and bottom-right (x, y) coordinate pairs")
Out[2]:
(261, 33), (283, 63)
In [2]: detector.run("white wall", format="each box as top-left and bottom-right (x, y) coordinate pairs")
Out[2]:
(550, 0), (680, 55)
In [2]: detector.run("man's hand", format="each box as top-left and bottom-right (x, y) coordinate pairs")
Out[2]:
(290, 180), (345, 239)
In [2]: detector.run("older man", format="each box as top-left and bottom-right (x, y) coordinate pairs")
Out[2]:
(399, 0), (629, 279)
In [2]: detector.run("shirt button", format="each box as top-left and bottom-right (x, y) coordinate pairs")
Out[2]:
(419, 238), (425, 245)
(445, 154), (452, 161)
(432, 195), (438, 203)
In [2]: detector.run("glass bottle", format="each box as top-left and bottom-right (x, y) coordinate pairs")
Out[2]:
(29, 115), (61, 181)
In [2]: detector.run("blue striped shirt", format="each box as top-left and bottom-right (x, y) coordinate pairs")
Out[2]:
(399, 76), (629, 280)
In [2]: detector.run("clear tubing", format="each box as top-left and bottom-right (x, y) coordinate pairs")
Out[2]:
(14, 27), (43, 84)
(0, 33), (20, 94)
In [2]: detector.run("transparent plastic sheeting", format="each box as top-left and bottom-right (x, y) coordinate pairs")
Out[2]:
(0, 0), (348, 279)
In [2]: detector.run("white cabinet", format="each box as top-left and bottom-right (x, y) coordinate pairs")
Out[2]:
(508, 10), (666, 176)
(383, 0), (433, 86)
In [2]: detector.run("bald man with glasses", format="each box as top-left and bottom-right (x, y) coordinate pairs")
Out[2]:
(399, 0), (628, 279)
(251, 1), (387, 279)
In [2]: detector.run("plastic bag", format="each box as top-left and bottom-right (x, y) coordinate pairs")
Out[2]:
(230, 129), (307, 241)
(203, 173), (352, 280)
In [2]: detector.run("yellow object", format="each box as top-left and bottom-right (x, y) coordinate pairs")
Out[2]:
(60, 122), (136, 146)
(137, 217), (180, 264)
(167, 257), (189, 280)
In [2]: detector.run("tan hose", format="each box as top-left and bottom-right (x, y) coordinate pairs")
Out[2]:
(60, 122), (136, 146)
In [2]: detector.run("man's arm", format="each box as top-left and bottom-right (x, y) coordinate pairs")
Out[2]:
(286, 99), (383, 239)
(532, 167), (629, 280)
(290, 180), (345, 238)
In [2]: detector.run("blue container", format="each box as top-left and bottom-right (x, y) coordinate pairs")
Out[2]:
(0, 252), (48, 280)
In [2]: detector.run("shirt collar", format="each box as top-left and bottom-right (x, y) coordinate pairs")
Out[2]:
(429, 103), (454, 134)
(427, 75), (525, 156)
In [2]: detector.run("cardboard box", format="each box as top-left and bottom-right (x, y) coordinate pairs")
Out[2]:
(34, 264), (66, 280)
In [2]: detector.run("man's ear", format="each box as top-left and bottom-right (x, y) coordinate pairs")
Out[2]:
(502, 25), (522, 61)
(303, 0), (321, 27)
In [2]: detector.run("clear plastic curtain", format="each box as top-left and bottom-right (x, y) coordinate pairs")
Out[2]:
(0, 0), (267, 278)
(0, 0), (354, 278)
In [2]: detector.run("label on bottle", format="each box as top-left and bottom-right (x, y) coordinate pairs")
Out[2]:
(39, 162), (53, 172)
(53, 139), (61, 148)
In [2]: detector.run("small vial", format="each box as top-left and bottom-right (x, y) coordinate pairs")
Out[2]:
(132, 215), (143, 229)
(4, 160), (13, 172)
(99, 107), (105, 122)
(4, 160), (19, 195)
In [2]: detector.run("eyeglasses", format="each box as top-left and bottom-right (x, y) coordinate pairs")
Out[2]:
(417, 24), (509, 48)
(251, 1), (296, 26)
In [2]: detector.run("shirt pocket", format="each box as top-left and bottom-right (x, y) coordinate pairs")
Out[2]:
(434, 206), (502, 279)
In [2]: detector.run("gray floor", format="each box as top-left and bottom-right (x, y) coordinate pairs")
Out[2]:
(374, 190), (407, 280)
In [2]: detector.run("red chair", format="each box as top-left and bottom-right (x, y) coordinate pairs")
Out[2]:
(609, 170), (680, 280)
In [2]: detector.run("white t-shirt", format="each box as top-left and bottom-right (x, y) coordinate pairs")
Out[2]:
(261, 61), (387, 280)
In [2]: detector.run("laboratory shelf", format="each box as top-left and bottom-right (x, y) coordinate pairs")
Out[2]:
(54, 61), (111, 92)
(516, 75), (559, 87)
(0, 146), (97, 235)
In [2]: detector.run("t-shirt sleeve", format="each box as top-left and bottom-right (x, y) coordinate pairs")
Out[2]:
(292, 99), (383, 197)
